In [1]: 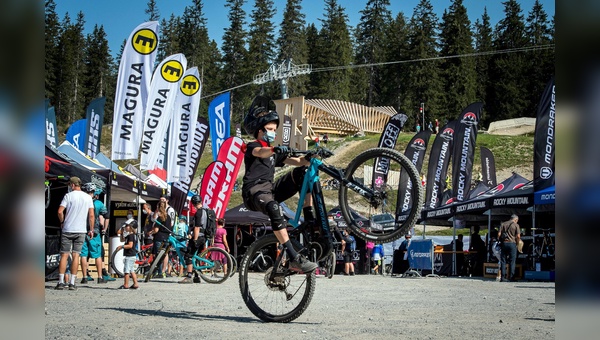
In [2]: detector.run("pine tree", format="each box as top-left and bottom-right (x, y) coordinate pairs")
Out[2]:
(247, 0), (278, 99)
(439, 0), (476, 120)
(354, 0), (392, 106)
(405, 0), (443, 129)
(473, 8), (493, 127)
(525, 0), (554, 115)
(145, 0), (160, 21)
(380, 12), (410, 111)
(83, 25), (114, 121)
(222, 0), (250, 122)
(157, 14), (182, 63)
(312, 0), (352, 100)
(45, 0), (62, 102)
(488, 0), (528, 121)
(306, 23), (321, 99)
(277, 0), (309, 98)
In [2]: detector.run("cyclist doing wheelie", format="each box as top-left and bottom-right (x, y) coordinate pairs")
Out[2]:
(241, 96), (318, 273)
(179, 194), (207, 284)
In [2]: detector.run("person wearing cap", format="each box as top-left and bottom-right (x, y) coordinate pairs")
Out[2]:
(79, 184), (111, 284)
(393, 233), (412, 276)
(498, 215), (521, 282)
(55, 177), (95, 290)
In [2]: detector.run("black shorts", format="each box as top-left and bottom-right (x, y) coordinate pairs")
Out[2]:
(243, 167), (305, 213)
(343, 252), (353, 263)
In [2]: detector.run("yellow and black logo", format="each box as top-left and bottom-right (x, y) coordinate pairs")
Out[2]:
(131, 28), (158, 55)
(161, 60), (184, 83)
(180, 74), (201, 96)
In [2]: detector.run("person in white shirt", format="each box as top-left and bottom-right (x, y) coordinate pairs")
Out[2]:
(55, 177), (95, 290)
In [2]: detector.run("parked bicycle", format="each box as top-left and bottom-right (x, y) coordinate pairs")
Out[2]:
(144, 229), (233, 284)
(110, 241), (154, 278)
(526, 227), (555, 270)
(238, 147), (423, 322)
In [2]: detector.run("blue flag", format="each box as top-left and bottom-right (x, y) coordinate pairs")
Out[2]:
(66, 119), (87, 152)
(208, 92), (231, 161)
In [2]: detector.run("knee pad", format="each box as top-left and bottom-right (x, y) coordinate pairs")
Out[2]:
(266, 201), (286, 231)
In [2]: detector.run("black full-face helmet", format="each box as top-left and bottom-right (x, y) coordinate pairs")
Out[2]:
(243, 96), (280, 138)
(191, 194), (202, 205)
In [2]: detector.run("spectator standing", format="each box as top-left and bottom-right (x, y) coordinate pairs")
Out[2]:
(322, 133), (329, 145)
(469, 226), (487, 276)
(435, 119), (439, 133)
(371, 243), (384, 275)
(428, 121), (433, 132)
(341, 229), (355, 276)
(142, 204), (154, 246)
(162, 194), (177, 227)
(498, 215), (521, 282)
(416, 122), (421, 132)
(179, 195), (207, 284)
(211, 218), (230, 275)
(454, 234), (465, 276)
(55, 177), (94, 290)
(80, 183), (109, 284)
(394, 233), (412, 275)
(119, 222), (139, 289)
(150, 199), (173, 278)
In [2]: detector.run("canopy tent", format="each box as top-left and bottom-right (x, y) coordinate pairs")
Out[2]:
(94, 152), (128, 175)
(469, 181), (491, 199)
(57, 141), (105, 170)
(535, 185), (555, 205)
(45, 145), (107, 188)
(124, 164), (148, 181)
(223, 203), (271, 225)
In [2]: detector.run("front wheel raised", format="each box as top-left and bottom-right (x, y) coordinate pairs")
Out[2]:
(239, 234), (316, 323)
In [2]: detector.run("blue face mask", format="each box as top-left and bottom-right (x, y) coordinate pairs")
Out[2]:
(263, 130), (276, 143)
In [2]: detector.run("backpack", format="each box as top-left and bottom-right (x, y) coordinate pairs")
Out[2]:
(348, 235), (356, 252)
(202, 208), (217, 240)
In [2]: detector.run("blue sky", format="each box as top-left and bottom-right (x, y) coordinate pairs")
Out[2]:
(54, 0), (555, 58)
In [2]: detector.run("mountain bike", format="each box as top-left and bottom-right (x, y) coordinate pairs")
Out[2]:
(526, 227), (555, 270)
(239, 147), (423, 322)
(110, 241), (154, 278)
(144, 230), (233, 284)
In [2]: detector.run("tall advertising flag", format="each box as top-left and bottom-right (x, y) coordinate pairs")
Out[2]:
(480, 146), (497, 187)
(424, 120), (457, 209)
(84, 97), (106, 159)
(211, 136), (246, 218)
(208, 92), (231, 161)
(282, 115), (292, 147)
(533, 77), (555, 191)
(397, 130), (431, 220)
(451, 103), (483, 202)
(66, 119), (87, 152)
(140, 53), (187, 170)
(111, 21), (159, 160)
(371, 113), (408, 190)
(170, 117), (210, 214)
(167, 67), (202, 183)
(45, 100), (58, 148)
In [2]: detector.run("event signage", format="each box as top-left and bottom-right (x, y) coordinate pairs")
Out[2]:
(213, 137), (246, 218)
(170, 118), (210, 214)
(407, 239), (433, 270)
(480, 146), (497, 187)
(398, 130), (431, 221)
(65, 119), (87, 152)
(45, 101), (58, 148)
(111, 21), (159, 160)
(533, 77), (555, 191)
(140, 53), (187, 170)
(372, 113), (407, 193)
(451, 103), (483, 202)
(282, 115), (292, 147)
(84, 97), (106, 159)
(425, 121), (457, 209)
(208, 92), (231, 161)
(167, 67), (202, 183)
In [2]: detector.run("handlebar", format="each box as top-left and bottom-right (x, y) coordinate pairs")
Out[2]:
(288, 147), (334, 160)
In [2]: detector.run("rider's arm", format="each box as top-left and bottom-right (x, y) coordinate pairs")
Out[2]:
(283, 156), (309, 166)
(251, 145), (276, 158)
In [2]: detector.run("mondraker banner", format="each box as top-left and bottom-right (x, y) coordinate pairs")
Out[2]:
(424, 121), (457, 209)
(533, 77), (555, 191)
(480, 146), (497, 187)
(397, 130), (431, 219)
(170, 117), (210, 214)
(84, 97), (106, 159)
(371, 113), (407, 191)
(282, 115), (292, 147)
(451, 103), (483, 202)
(140, 53), (187, 170)
(45, 101), (58, 148)
(208, 92), (231, 161)
(65, 119), (87, 152)
(111, 21), (159, 160)
(167, 67), (202, 183)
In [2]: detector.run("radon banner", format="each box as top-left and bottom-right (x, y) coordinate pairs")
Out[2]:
(167, 67), (202, 183)
(533, 77), (555, 191)
(170, 117), (210, 215)
(424, 121), (457, 209)
(84, 97), (106, 159)
(451, 103), (483, 202)
(213, 136), (246, 218)
(208, 92), (231, 161)
(397, 130), (431, 220)
(45, 101), (58, 148)
(371, 113), (407, 191)
(111, 21), (159, 161)
(140, 53), (187, 170)
(480, 146), (497, 187)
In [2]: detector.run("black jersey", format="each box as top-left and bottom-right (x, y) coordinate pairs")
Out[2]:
(242, 140), (286, 188)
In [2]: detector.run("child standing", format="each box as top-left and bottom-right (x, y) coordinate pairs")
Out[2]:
(120, 221), (139, 289)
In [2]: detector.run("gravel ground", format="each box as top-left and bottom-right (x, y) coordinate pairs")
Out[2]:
(45, 273), (554, 339)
